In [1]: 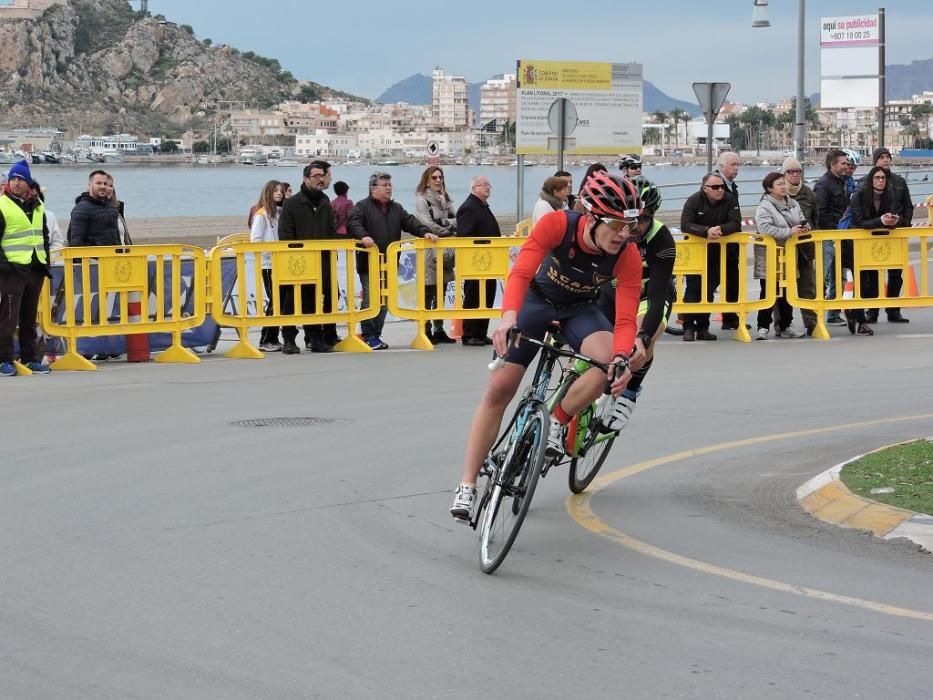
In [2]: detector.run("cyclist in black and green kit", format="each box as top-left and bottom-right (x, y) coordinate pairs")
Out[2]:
(596, 176), (676, 431)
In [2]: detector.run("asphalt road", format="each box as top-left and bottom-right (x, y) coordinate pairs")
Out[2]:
(3, 312), (932, 698)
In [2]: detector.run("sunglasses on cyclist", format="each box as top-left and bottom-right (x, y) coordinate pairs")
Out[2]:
(598, 216), (638, 232)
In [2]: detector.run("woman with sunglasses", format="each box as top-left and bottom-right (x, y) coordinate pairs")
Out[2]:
(414, 166), (457, 344)
(450, 172), (643, 520)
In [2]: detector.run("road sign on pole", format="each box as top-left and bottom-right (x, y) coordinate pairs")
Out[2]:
(547, 97), (578, 172)
(692, 82), (731, 172)
(427, 140), (440, 156)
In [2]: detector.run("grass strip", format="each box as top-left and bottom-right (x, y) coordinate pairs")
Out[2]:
(841, 439), (933, 514)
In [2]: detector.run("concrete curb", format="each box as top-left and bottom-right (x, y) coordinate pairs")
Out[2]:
(796, 439), (933, 553)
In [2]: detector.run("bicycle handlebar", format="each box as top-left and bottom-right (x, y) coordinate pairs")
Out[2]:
(488, 327), (628, 393)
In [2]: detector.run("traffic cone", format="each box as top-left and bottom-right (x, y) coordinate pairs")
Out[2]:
(125, 291), (150, 362)
(841, 269), (855, 299)
(907, 265), (919, 297)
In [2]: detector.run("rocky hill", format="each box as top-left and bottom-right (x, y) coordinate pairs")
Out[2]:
(0, 0), (363, 135)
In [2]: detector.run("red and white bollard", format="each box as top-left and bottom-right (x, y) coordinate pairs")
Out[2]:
(125, 290), (150, 362)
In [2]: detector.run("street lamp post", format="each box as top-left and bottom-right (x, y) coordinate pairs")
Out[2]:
(752, 0), (806, 163)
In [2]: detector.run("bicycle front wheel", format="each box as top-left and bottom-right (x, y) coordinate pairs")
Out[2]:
(478, 405), (548, 574)
(568, 416), (616, 494)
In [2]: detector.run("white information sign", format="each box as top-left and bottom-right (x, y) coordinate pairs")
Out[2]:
(820, 14), (880, 109)
(516, 60), (642, 155)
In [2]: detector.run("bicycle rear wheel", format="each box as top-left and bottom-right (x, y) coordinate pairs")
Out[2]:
(568, 409), (616, 494)
(478, 405), (548, 574)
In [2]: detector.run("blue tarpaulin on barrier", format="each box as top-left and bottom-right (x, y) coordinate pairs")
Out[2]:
(43, 258), (237, 356)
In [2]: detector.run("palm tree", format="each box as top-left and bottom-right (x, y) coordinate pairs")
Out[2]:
(652, 110), (668, 155)
(668, 108), (689, 149)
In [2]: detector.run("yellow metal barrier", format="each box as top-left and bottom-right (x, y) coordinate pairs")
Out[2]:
(216, 232), (251, 247)
(39, 245), (207, 370)
(387, 234), (779, 347)
(926, 194), (933, 224)
(208, 239), (380, 356)
(671, 233), (779, 343)
(785, 227), (932, 340)
(385, 238), (516, 349)
(514, 219), (532, 237)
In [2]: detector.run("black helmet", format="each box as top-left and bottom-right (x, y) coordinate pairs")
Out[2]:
(618, 154), (642, 170)
(631, 175), (661, 215)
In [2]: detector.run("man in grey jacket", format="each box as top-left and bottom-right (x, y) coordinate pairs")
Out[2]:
(348, 172), (436, 349)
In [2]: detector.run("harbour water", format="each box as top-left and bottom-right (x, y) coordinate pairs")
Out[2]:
(20, 162), (933, 222)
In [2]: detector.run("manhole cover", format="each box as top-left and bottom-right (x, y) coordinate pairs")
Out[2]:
(231, 417), (352, 428)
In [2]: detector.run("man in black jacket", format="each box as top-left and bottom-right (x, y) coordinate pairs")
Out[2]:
(68, 170), (120, 246)
(814, 149), (850, 325)
(679, 173), (742, 341)
(456, 176), (501, 345)
(279, 161), (339, 354)
(863, 147), (911, 323)
(348, 172), (435, 350)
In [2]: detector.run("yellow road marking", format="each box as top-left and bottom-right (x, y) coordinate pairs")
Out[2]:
(566, 413), (933, 623)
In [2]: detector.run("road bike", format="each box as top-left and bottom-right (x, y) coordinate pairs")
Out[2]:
(468, 325), (624, 574)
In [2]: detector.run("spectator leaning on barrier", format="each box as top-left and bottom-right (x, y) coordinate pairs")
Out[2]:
(68, 170), (119, 247)
(0, 160), (52, 376)
(753, 172), (810, 340)
(679, 172), (742, 342)
(531, 175), (571, 227)
(712, 151), (744, 331)
(862, 147), (911, 324)
(29, 180), (63, 251)
(554, 170), (575, 210)
(349, 171), (436, 350)
(250, 180), (284, 352)
(278, 161), (339, 354)
(456, 175), (501, 346)
(814, 149), (850, 326)
(414, 165), (457, 344)
(782, 157), (819, 332)
(848, 165), (902, 336)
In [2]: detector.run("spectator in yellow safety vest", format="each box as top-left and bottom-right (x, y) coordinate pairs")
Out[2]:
(0, 160), (52, 376)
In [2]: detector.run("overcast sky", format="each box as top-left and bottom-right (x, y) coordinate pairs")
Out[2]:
(151, 0), (930, 104)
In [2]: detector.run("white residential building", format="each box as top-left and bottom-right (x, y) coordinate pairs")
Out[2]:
(432, 67), (470, 129)
(76, 133), (140, 155)
(295, 131), (360, 158)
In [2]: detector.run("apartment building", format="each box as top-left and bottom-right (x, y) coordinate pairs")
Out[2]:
(432, 68), (470, 129)
(479, 74), (516, 133)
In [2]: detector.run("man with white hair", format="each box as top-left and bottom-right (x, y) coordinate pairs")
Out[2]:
(713, 152), (745, 330)
(455, 175), (501, 345)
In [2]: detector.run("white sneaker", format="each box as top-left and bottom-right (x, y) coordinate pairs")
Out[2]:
(778, 327), (805, 338)
(756, 327), (769, 340)
(547, 420), (566, 457)
(259, 342), (282, 352)
(449, 484), (476, 520)
(607, 395), (635, 432)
